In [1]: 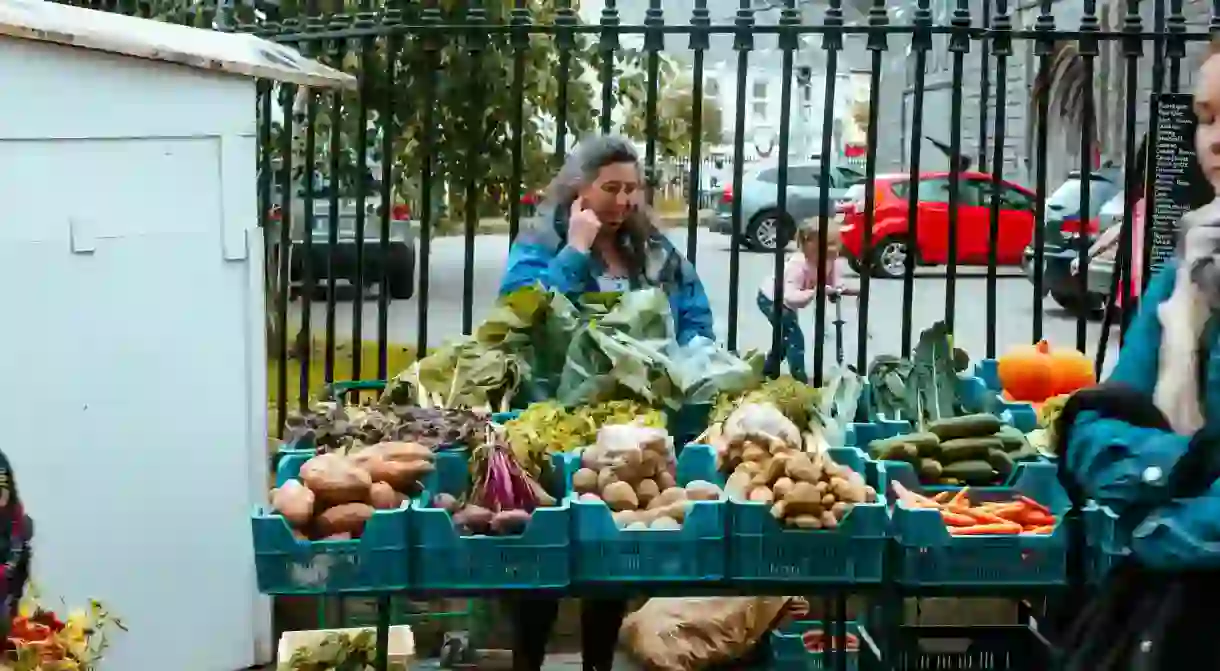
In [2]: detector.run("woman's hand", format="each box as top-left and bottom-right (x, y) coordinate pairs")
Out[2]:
(568, 201), (603, 253)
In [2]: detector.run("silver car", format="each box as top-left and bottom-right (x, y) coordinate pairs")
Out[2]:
(709, 161), (864, 252)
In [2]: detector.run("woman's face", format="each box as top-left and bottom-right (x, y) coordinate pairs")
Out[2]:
(1194, 54), (1220, 193)
(578, 161), (641, 230)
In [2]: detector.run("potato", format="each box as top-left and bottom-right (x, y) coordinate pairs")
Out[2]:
(572, 468), (600, 494)
(783, 481), (825, 516)
(685, 480), (722, 501)
(272, 479), (315, 527)
(291, 527), (310, 541)
(642, 449), (669, 474)
(636, 478), (660, 507)
(772, 477), (795, 500)
(626, 521), (650, 530)
(299, 454), (373, 506)
(597, 467), (619, 492)
(453, 505), (494, 534)
(750, 470), (772, 488)
(431, 493), (461, 513)
(737, 461), (763, 476)
(321, 532), (353, 541)
(820, 510), (839, 529)
(579, 492), (603, 502)
(490, 510), (532, 535)
(371, 441), (434, 462)
(649, 516), (681, 530)
(791, 514), (822, 529)
(315, 503), (375, 537)
(764, 453), (792, 483)
(831, 502), (850, 520)
(648, 500), (690, 524)
(602, 481), (639, 512)
(649, 487), (687, 510)
(612, 510), (640, 529)
(725, 471), (752, 498)
(370, 482), (405, 510)
(770, 500), (787, 520)
(784, 453), (821, 483)
(741, 444), (768, 463)
(748, 486), (774, 504)
(655, 470), (677, 491)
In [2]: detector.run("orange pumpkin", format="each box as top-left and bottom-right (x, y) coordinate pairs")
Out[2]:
(997, 341), (1056, 402)
(1048, 347), (1096, 395)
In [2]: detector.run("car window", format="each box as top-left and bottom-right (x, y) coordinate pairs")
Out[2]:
(755, 168), (779, 183)
(973, 181), (1033, 211)
(787, 166), (822, 187)
(1099, 191), (1126, 218)
(914, 178), (953, 203)
(1046, 177), (1114, 219)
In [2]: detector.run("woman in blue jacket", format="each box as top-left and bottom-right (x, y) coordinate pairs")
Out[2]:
(1060, 47), (1220, 572)
(501, 135), (713, 671)
(500, 134), (714, 345)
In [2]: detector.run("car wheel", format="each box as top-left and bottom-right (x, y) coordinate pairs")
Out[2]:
(389, 252), (416, 300)
(868, 236), (912, 280)
(745, 210), (795, 252)
(1051, 290), (1105, 318)
(846, 256), (864, 276)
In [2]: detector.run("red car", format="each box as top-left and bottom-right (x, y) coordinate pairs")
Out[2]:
(837, 172), (1036, 279)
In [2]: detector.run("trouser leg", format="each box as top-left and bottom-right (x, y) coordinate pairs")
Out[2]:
(782, 309), (808, 382)
(581, 599), (629, 671)
(758, 292), (785, 377)
(512, 597), (560, 671)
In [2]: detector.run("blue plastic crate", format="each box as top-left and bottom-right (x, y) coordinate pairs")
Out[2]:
(886, 625), (1054, 670)
(974, 359), (1001, 392)
(771, 620), (864, 671)
(569, 444), (726, 583)
(252, 452), (410, 595)
(669, 402), (712, 447)
(411, 451), (571, 591)
(728, 447), (888, 584)
(889, 461), (1068, 587)
(957, 376), (1039, 433)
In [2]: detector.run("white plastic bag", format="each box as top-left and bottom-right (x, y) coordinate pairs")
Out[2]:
(722, 402), (802, 450)
(579, 423), (675, 477)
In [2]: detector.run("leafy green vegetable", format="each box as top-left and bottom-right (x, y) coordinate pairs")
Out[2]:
(866, 355), (915, 421)
(711, 375), (821, 431)
(502, 400), (665, 478)
(811, 366), (865, 443)
(909, 321), (962, 430)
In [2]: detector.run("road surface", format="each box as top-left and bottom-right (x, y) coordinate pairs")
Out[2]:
(287, 230), (1125, 378)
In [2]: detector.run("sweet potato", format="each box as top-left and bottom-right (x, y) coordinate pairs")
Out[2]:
(370, 482), (405, 510)
(648, 500), (690, 524)
(299, 454), (373, 506)
(649, 516), (681, 530)
(315, 503), (375, 537)
(572, 468), (600, 494)
(602, 481), (639, 512)
(650, 486), (687, 510)
(431, 493), (462, 514)
(320, 532), (353, 541)
(655, 470), (677, 491)
(636, 478), (660, 507)
(490, 509), (531, 535)
(271, 479), (315, 527)
(371, 441), (434, 463)
(453, 505), (494, 534)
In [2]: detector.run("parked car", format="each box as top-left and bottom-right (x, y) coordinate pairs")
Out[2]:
(271, 173), (416, 300)
(1020, 170), (1123, 316)
(837, 171), (1037, 279)
(709, 161), (865, 252)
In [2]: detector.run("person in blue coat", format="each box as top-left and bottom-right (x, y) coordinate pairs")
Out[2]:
(501, 135), (713, 671)
(499, 134), (715, 345)
(1059, 50), (1220, 572)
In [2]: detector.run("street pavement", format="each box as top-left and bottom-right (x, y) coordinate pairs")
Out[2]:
(288, 230), (1124, 379)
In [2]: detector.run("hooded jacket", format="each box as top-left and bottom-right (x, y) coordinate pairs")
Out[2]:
(499, 202), (715, 344)
(1062, 259), (1220, 568)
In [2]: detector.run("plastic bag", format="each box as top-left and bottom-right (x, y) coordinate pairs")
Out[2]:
(722, 402), (802, 451)
(579, 423), (675, 476)
(620, 597), (805, 671)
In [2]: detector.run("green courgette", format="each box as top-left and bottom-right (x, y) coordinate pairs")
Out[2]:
(869, 432), (940, 459)
(939, 436), (1004, 463)
(873, 442), (919, 463)
(941, 459), (999, 485)
(927, 413), (1004, 441)
(987, 448), (1015, 481)
(1008, 444), (1041, 462)
(918, 458), (944, 483)
(995, 424), (1029, 452)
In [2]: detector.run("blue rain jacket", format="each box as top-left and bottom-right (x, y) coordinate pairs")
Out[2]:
(499, 203), (715, 344)
(1064, 259), (1220, 568)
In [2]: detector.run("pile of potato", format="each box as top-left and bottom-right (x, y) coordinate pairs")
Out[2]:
(270, 442), (435, 540)
(573, 471), (723, 530)
(723, 438), (876, 530)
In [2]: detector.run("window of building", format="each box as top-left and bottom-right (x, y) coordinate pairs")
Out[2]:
(753, 101), (768, 117)
(753, 80), (768, 98)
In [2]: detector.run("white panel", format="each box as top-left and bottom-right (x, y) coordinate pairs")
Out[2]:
(0, 137), (260, 671)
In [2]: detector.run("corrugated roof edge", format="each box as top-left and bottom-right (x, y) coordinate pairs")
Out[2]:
(0, 0), (356, 91)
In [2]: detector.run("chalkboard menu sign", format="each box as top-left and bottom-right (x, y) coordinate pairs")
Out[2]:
(1149, 93), (1199, 271)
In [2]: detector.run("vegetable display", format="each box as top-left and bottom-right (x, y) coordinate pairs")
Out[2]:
(1025, 393), (1069, 457)
(284, 402), (485, 454)
(426, 430), (559, 536)
(892, 483), (1058, 535)
(866, 413), (1039, 486)
(866, 321), (971, 427)
(713, 402), (877, 529)
(501, 400), (665, 479)
(270, 442), (434, 539)
(996, 340), (1095, 406)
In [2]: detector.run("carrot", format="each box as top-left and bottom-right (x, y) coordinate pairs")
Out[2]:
(1020, 512), (1056, 527)
(1018, 495), (1052, 516)
(949, 487), (970, 507)
(986, 503), (1027, 521)
(940, 511), (978, 526)
(948, 523), (1023, 535)
(1024, 525), (1055, 534)
(932, 491), (954, 504)
(944, 504), (1010, 526)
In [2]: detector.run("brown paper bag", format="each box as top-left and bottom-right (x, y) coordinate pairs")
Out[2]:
(620, 596), (805, 670)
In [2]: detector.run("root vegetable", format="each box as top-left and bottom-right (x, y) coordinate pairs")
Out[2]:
(315, 503), (375, 537)
(613, 510), (639, 528)
(784, 453), (820, 483)
(649, 516), (681, 530)
(772, 477), (795, 500)
(271, 479), (315, 527)
(684, 480), (722, 501)
(725, 471), (752, 498)
(655, 471), (677, 491)
(748, 486), (775, 504)
(602, 481), (639, 512)
(597, 467), (619, 492)
(791, 514), (822, 529)
(579, 492), (602, 502)
(490, 510), (532, 535)
(636, 478), (660, 507)
(572, 468), (599, 494)
(648, 501), (690, 524)
(431, 493), (462, 514)
(626, 521), (650, 530)
(764, 453), (791, 482)
(299, 454), (373, 506)
(741, 444), (768, 462)
(783, 482), (825, 517)
(452, 505), (494, 534)
(370, 482), (405, 510)
(320, 532), (353, 541)
(649, 487), (687, 510)
(770, 501), (787, 520)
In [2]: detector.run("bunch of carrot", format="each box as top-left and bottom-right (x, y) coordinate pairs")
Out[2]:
(892, 482), (1057, 535)
(801, 629), (860, 653)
